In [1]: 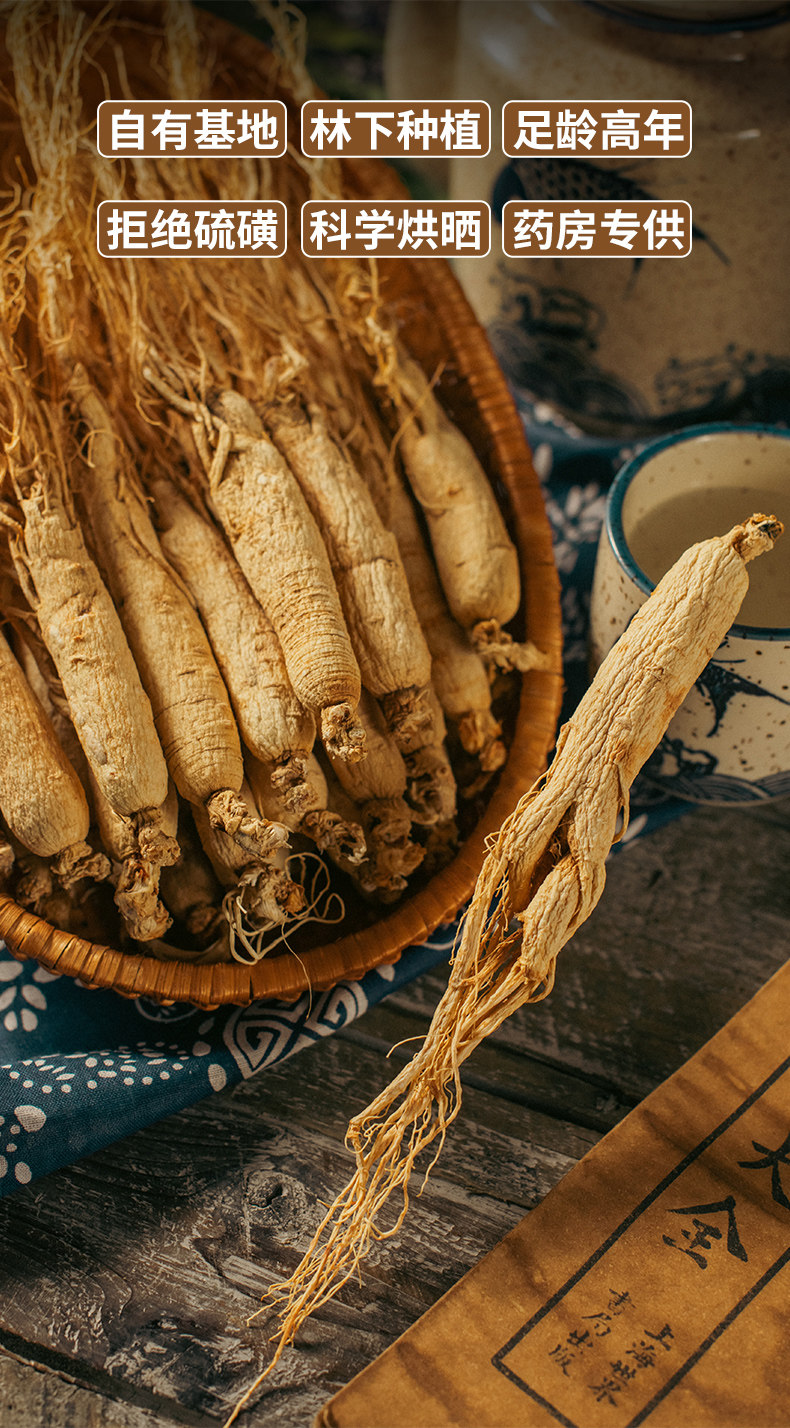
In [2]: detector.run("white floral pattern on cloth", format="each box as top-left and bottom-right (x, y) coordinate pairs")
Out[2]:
(0, 395), (690, 1199)
(0, 961), (58, 1034)
(543, 481), (608, 577)
(0, 1101), (47, 1185)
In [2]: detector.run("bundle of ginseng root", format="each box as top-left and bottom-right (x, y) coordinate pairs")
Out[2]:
(223, 513), (783, 1422)
(0, 310), (361, 955)
(0, 0), (531, 962)
(0, 327), (370, 956)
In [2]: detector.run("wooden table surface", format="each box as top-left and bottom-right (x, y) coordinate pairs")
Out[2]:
(0, 796), (787, 1427)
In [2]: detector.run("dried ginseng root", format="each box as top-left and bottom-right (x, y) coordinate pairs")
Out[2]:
(88, 773), (179, 943)
(386, 465), (506, 773)
(325, 691), (425, 897)
(397, 688), (457, 829)
(385, 350), (545, 674)
(192, 786), (306, 947)
(69, 371), (286, 864)
(263, 400), (433, 751)
(228, 514), (781, 1413)
(0, 626), (108, 889)
(246, 752), (366, 869)
(8, 836), (110, 944)
(157, 813), (225, 950)
(1, 381), (173, 856)
(150, 476), (317, 811)
(10, 622), (177, 940)
(146, 372), (366, 763)
(8, 843), (53, 914)
(10, 623), (91, 786)
(320, 769), (411, 906)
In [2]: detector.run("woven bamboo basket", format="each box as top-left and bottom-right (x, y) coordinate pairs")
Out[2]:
(0, 4), (563, 1007)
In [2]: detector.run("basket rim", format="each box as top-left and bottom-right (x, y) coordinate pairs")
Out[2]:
(0, 6), (564, 1007)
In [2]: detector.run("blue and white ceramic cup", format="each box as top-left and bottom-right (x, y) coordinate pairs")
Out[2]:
(589, 424), (790, 803)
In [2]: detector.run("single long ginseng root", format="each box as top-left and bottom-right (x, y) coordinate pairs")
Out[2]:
(392, 351), (548, 673)
(262, 399), (433, 752)
(224, 514), (782, 1422)
(69, 371), (286, 865)
(384, 463), (507, 773)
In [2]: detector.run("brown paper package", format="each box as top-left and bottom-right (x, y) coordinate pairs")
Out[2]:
(317, 960), (790, 1427)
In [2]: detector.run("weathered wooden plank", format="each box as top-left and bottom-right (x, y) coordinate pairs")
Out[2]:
(0, 1351), (162, 1428)
(0, 1029), (597, 1426)
(0, 1343), (211, 1428)
(383, 804), (790, 1100)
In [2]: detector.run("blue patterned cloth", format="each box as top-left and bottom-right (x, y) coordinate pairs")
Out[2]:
(0, 933), (457, 1194)
(0, 400), (688, 1197)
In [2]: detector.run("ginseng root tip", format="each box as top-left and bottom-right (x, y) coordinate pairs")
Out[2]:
(732, 513), (784, 562)
(320, 703), (367, 763)
(471, 620), (550, 674)
(52, 843), (111, 890)
(206, 790), (289, 859)
(300, 810), (367, 865)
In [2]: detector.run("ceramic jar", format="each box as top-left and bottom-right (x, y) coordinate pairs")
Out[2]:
(385, 1), (790, 436)
(589, 425), (790, 803)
